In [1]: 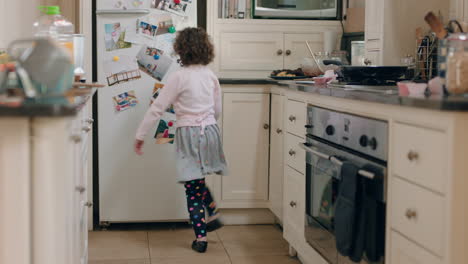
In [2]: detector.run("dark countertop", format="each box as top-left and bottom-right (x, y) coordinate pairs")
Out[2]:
(219, 78), (276, 85)
(277, 81), (468, 111)
(0, 88), (96, 117)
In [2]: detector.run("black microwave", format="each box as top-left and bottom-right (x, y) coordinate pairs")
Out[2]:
(253, 0), (342, 20)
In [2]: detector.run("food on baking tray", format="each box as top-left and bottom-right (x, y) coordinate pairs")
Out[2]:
(271, 68), (306, 77)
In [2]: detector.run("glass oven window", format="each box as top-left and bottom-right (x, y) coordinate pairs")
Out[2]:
(257, 0), (336, 11)
(307, 153), (341, 231)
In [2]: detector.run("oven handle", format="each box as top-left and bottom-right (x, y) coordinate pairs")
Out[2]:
(299, 143), (376, 180)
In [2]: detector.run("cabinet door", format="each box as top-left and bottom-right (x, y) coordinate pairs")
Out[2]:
(365, 0), (383, 41)
(222, 93), (270, 202)
(284, 33), (323, 70)
(219, 32), (284, 71)
(390, 232), (442, 264)
(283, 166), (305, 246)
(269, 94), (284, 221)
(365, 49), (381, 66)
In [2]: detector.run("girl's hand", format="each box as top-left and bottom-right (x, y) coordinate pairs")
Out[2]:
(134, 140), (144, 155)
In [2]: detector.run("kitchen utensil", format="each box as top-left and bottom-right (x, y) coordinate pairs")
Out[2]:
(424, 12), (448, 39)
(8, 38), (74, 96)
(306, 41), (324, 73)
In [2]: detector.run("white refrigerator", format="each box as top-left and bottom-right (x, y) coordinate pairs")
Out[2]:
(95, 0), (197, 225)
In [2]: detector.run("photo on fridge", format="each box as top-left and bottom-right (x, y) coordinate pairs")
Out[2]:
(112, 90), (139, 112)
(155, 14), (174, 35)
(103, 55), (141, 86)
(138, 20), (158, 39)
(137, 45), (177, 82)
(151, 0), (170, 10)
(104, 23), (132, 51)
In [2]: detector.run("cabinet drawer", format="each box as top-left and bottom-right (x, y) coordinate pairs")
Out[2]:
(283, 166), (305, 243)
(391, 232), (442, 264)
(286, 100), (306, 138)
(366, 39), (381, 50)
(391, 177), (444, 256)
(393, 123), (447, 194)
(285, 134), (305, 174)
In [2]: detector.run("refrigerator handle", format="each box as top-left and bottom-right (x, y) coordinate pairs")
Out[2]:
(96, 9), (150, 15)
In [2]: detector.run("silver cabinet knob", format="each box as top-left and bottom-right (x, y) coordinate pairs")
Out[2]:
(407, 151), (419, 162)
(70, 134), (82, 143)
(285, 50), (292, 56)
(364, 58), (372, 66)
(264, 124), (270, 130)
(85, 118), (94, 124)
(289, 115), (296, 122)
(85, 202), (93, 208)
(405, 209), (417, 219)
(289, 149), (296, 156)
(75, 186), (86, 193)
(82, 126), (92, 133)
(277, 49), (283, 56)
(276, 128), (282, 134)
(290, 201), (297, 208)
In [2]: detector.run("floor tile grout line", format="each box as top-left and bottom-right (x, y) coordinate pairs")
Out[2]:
(146, 231), (152, 263)
(215, 230), (233, 264)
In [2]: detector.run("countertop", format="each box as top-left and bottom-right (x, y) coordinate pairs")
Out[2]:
(221, 78), (468, 111)
(0, 88), (96, 117)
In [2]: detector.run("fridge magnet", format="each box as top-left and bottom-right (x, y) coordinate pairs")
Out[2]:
(137, 45), (178, 82)
(151, 0), (190, 16)
(104, 23), (132, 51)
(113, 90), (139, 112)
(154, 112), (176, 144)
(104, 55), (142, 86)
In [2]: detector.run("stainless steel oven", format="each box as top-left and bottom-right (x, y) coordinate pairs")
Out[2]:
(301, 106), (387, 264)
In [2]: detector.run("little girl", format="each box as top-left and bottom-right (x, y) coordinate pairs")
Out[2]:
(134, 27), (227, 253)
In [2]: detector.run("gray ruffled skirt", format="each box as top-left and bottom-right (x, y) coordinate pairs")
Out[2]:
(175, 124), (228, 182)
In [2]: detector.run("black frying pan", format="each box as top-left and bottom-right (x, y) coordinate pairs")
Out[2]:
(323, 60), (408, 83)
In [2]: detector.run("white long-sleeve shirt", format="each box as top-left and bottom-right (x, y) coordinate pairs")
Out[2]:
(135, 65), (222, 140)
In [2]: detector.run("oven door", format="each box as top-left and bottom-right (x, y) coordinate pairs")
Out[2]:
(303, 136), (386, 264)
(304, 139), (342, 264)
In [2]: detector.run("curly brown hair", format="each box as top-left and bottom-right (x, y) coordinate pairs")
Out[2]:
(173, 27), (214, 66)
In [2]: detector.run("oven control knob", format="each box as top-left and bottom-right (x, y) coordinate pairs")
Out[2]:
(359, 135), (368, 147)
(325, 125), (335, 136)
(369, 137), (378, 150)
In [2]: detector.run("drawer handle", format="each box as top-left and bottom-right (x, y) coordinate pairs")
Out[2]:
(276, 128), (283, 134)
(85, 202), (93, 208)
(85, 118), (94, 124)
(405, 209), (417, 219)
(70, 134), (82, 143)
(264, 124), (270, 130)
(277, 49), (283, 56)
(289, 115), (296, 122)
(364, 58), (372, 65)
(407, 151), (419, 162)
(290, 201), (297, 208)
(82, 126), (92, 133)
(75, 186), (86, 193)
(285, 49), (292, 56)
(289, 149), (296, 156)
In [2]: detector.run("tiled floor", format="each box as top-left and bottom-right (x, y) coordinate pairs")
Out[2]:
(89, 225), (301, 264)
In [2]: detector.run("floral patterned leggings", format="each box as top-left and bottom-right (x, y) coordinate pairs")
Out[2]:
(184, 178), (218, 239)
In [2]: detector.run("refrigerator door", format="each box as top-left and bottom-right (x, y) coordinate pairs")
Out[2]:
(96, 3), (197, 223)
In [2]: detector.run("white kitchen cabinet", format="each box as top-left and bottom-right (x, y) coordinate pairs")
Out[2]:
(218, 32), (325, 76)
(364, 0), (450, 65)
(221, 93), (270, 205)
(219, 32), (284, 71)
(269, 94), (284, 221)
(390, 232), (442, 264)
(283, 166), (306, 248)
(284, 33), (323, 70)
(0, 97), (93, 264)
